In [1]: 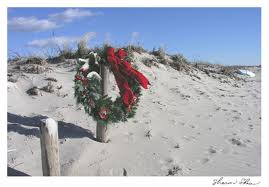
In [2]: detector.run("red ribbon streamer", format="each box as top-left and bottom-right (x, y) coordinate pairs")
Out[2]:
(106, 47), (150, 107)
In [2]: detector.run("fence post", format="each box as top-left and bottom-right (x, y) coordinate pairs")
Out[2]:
(96, 64), (108, 143)
(40, 118), (60, 176)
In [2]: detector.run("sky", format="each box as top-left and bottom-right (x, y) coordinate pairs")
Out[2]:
(8, 8), (261, 65)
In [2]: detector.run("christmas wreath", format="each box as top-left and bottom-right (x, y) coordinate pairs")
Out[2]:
(74, 46), (150, 125)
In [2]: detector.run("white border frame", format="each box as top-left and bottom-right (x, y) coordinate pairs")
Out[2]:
(0, 0), (267, 187)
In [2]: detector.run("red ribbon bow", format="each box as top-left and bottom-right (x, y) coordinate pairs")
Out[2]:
(106, 47), (150, 107)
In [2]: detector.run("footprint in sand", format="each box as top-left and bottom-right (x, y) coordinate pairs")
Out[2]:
(166, 165), (183, 176)
(208, 146), (217, 155)
(229, 110), (242, 121)
(216, 107), (221, 111)
(160, 158), (189, 176)
(228, 138), (247, 147)
(189, 125), (196, 129)
(174, 143), (180, 149)
(231, 109), (242, 115)
(200, 157), (210, 164)
(248, 124), (254, 130)
(200, 146), (217, 164)
(232, 116), (241, 120)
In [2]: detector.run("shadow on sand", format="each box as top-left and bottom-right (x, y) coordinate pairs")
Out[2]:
(7, 112), (95, 140)
(8, 167), (30, 176)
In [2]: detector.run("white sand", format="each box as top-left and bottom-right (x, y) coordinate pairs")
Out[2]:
(7, 53), (261, 176)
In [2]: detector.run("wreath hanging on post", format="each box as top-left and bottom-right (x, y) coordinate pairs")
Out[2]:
(74, 46), (150, 125)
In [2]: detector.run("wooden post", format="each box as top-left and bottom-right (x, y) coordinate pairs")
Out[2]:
(96, 64), (108, 143)
(40, 118), (60, 176)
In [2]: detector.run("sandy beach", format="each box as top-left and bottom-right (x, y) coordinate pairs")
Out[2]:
(7, 51), (261, 176)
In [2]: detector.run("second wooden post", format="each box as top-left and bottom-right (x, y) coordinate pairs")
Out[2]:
(96, 64), (109, 143)
(40, 118), (60, 176)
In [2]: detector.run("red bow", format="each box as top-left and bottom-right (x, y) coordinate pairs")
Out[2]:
(106, 47), (150, 107)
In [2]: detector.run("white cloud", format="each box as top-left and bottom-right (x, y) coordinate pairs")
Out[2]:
(49, 8), (103, 22)
(8, 17), (59, 32)
(27, 37), (77, 48)
(8, 9), (102, 32)
(26, 32), (96, 48)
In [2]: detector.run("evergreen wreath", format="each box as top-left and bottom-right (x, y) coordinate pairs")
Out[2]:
(74, 46), (150, 125)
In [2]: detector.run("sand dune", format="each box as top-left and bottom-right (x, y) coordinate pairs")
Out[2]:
(7, 52), (261, 176)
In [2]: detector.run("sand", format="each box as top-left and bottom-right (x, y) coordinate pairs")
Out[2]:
(7, 52), (261, 176)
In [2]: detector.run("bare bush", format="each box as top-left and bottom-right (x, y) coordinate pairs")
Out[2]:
(22, 64), (47, 74)
(40, 81), (54, 93)
(76, 37), (90, 58)
(26, 87), (42, 96)
(25, 56), (46, 65)
(8, 74), (19, 83)
(150, 47), (169, 65)
(169, 54), (191, 72)
(193, 62), (242, 80)
(170, 54), (188, 64)
(59, 49), (76, 59)
(123, 45), (147, 54)
(141, 57), (159, 68)
(151, 47), (165, 59)
(44, 77), (57, 82)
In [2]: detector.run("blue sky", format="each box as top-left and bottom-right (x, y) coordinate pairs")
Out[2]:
(8, 8), (261, 65)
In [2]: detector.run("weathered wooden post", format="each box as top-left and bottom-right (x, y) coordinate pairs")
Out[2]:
(40, 118), (60, 176)
(96, 64), (109, 142)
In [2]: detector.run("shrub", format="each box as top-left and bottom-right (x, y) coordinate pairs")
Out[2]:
(151, 47), (165, 59)
(59, 49), (76, 59)
(170, 54), (188, 64)
(123, 45), (147, 54)
(169, 54), (191, 71)
(150, 47), (169, 64)
(219, 66), (238, 77)
(47, 55), (66, 64)
(76, 38), (90, 58)
(141, 57), (154, 67)
(170, 61), (191, 72)
(25, 56), (46, 65)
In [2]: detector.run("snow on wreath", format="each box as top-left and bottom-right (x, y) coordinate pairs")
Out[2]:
(74, 46), (150, 125)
